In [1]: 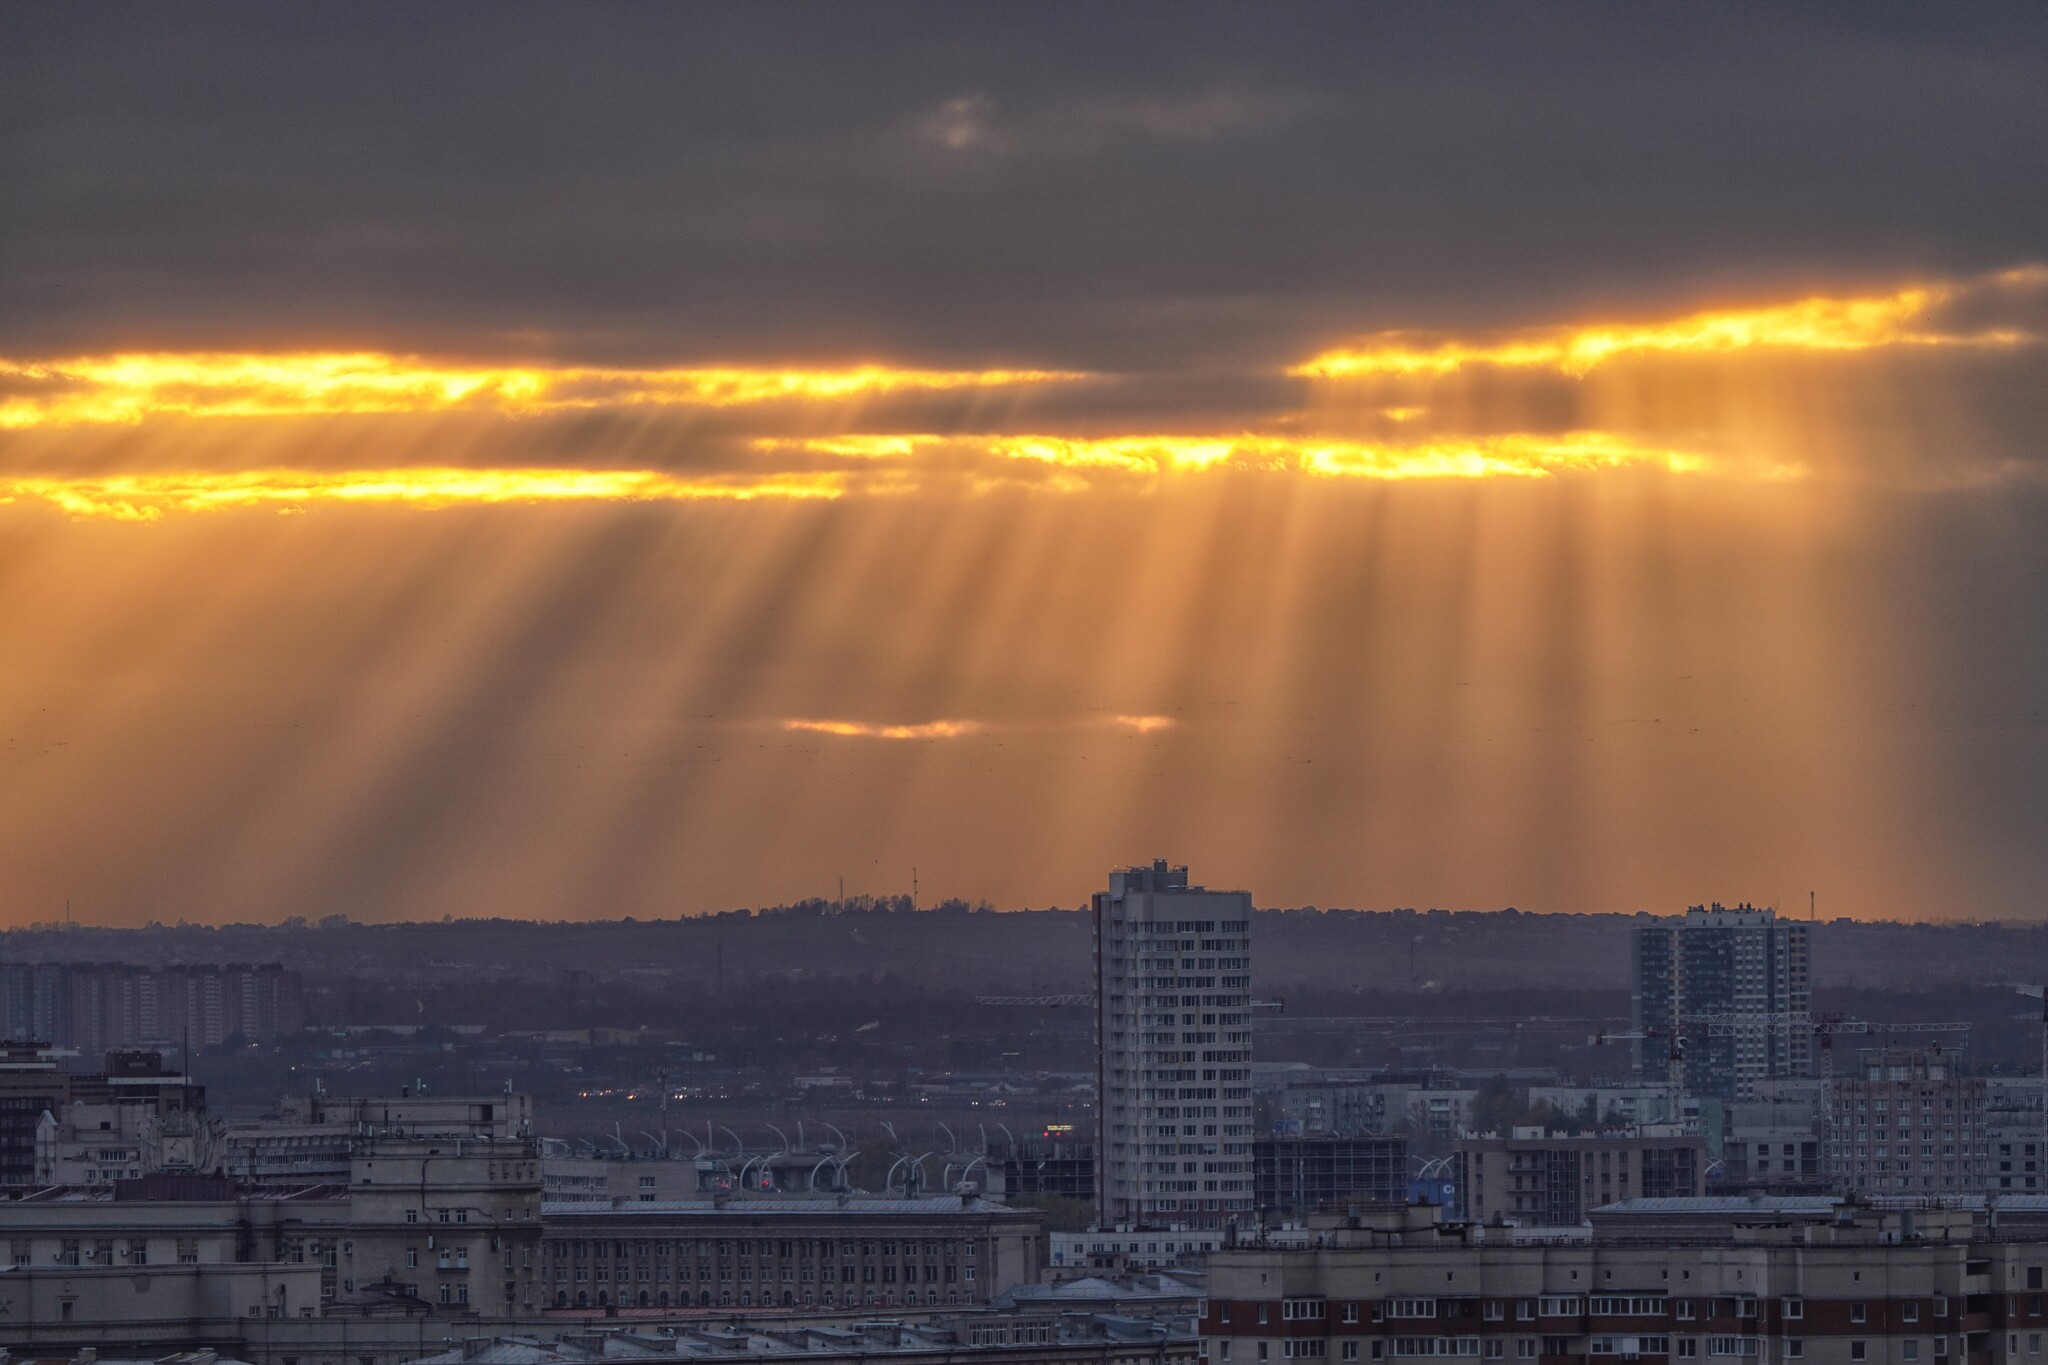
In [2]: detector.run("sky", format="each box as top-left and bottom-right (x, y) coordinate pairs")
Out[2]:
(3, 4), (2047, 924)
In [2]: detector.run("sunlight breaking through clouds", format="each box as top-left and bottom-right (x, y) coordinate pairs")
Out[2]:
(0, 352), (1087, 428)
(1292, 267), (2048, 379)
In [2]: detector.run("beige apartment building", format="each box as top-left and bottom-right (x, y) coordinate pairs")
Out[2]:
(1827, 1048), (1987, 1197)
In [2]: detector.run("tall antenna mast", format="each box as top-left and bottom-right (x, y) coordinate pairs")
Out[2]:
(912, 867), (919, 911)
(1809, 890), (1815, 922)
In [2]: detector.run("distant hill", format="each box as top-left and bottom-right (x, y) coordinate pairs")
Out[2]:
(2, 903), (2041, 994)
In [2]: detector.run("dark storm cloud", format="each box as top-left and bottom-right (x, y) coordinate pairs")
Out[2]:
(4, 4), (2047, 370)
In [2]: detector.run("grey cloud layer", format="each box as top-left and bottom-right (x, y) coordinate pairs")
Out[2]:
(4, 4), (2047, 368)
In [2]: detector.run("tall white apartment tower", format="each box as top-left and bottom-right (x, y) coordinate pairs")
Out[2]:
(1092, 860), (1255, 1231)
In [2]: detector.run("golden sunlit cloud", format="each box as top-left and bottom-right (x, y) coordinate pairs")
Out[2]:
(1292, 269), (2047, 379)
(0, 431), (1778, 522)
(0, 467), (846, 521)
(782, 719), (986, 740)
(759, 430), (1754, 482)
(0, 352), (1086, 428)
(1114, 714), (1177, 733)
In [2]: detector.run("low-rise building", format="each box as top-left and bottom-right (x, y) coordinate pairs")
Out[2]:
(1718, 1099), (1824, 1194)
(537, 1195), (1041, 1311)
(1255, 1138), (1407, 1218)
(400, 1314), (1196, 1365)
(1049, 1227), (1222, 1274)
(1455, 1129), (1704, 1226)
(0, 1260), (321, 1350)
(1203, 1199), (2048, 1365)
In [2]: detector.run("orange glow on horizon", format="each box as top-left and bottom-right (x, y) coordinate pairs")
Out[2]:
(782, 719), (986, 740)
(1292, 270), (2045, 379)
(0, 352), (1087, 428)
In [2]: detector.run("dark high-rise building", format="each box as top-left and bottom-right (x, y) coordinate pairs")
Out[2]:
(1632, 903), (1811, 1101)
(0, 963), (302, 1051)
(0, 964), (70, 1046)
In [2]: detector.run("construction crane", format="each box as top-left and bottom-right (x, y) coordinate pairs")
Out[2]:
(1588, 1026), (1689, 1124)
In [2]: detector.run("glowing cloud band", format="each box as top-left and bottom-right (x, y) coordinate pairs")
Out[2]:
(782, 719), (986, 740)
(1, 430), (1767, 519)
(0, 353), (1087, 428)
(781, 714), (1177, 740)
(0, 467), (847, 522)
(1293, 269), (2047, 379)
(755, 431), (1748, 481)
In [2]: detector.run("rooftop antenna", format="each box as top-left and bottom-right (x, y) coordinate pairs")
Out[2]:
(912, 867), (919, 911)
(1810, 890), (1816, 922)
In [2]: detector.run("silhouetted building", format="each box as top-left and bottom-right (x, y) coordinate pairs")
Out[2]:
(0, 962), (303, 1051)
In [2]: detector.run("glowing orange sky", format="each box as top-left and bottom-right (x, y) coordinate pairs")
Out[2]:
(1, 269), (2044, 923)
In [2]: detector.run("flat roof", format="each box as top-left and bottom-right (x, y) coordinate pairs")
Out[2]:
(541, 1198), (1028, 1218)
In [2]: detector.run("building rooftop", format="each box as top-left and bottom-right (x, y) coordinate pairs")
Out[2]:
(541, 1198), (1026, 1218)
(406, 1314), (1190, 1365)
(1593, 1196), (1841, 1215)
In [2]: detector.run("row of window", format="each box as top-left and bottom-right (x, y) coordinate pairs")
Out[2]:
(557, 1262), (971, 1284)
(543, 1237), (975, 1258)
(1219, 1338), (1976, 1364)
(1225, 1295), (1992, 1328)
(15, 1238), (201, 1266)
(551, 1285), (968, 1310)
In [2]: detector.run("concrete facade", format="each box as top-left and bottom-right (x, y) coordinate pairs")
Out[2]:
(536, 1197), (1042, 1312)
(1204, 1201), (2048, 1365)
(1093, 861), (1255, 1231)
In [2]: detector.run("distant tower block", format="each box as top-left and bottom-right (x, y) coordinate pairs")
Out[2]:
(1092, 860), (1255, 1231)
(1632, 902), (1812, 1101)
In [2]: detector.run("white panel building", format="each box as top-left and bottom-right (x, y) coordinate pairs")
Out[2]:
(1092, 861), (1254, 1231)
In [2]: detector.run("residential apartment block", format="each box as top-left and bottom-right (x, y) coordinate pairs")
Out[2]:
(1827, 1047), (1987, 1196)
(1633, 905), (1811, 1101)
(1205, 1199), (2048, 1365)
(1093, 861), (1255, 1230)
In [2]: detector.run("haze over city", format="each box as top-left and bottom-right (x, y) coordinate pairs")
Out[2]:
(14, 13), (2048, 1365)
